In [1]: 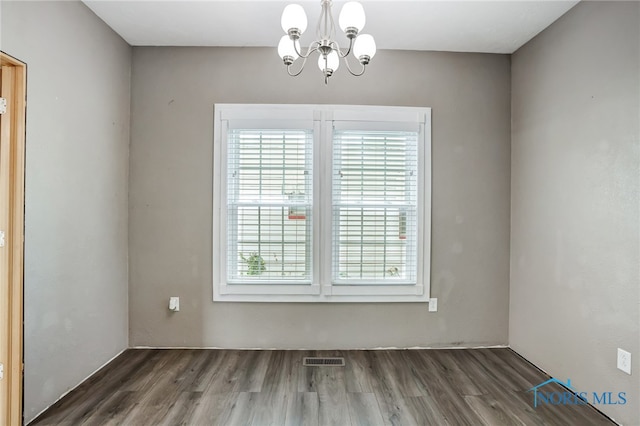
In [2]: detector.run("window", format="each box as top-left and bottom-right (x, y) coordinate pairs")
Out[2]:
(227, 128), (313, 284)
(332, 129), (418, 284)
(213, 104), (431, 302)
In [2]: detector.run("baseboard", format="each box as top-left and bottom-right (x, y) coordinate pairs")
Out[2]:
(131, 344), (509, 350)
(26, 347), (128, 425)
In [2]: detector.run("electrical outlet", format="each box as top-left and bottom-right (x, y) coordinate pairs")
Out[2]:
(617, 348), (631, 375)
(428, 298), (438, 312)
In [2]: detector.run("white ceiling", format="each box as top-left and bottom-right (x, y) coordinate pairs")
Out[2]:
(82, 0), (579, 54)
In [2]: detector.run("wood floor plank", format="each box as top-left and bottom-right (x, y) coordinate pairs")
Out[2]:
(78, 390), (139, 426)
(32, 350), (151, 425)
(191, 350), (227, 392)
(172, 350), (216, 392)
(247, 391), (288, 425)
(185, 391), (235, 426)
(156, 391), (202, 426)
(429, 349), (483, 396)
(347, 392), (386, 426)
(464, 394), (527, 426)
(378, 351), (424, 397)
(363, 351), (419, 426)
(124, 351), (196, 425)
(122, 349), (177, 392)
(262, 350), (298, 396)
(314, 353), (350, 426)
(406, 350), (485, 425)
(219, 392), (254, 426)
(285, 392), (319, 426)
(318, 391), (351, 426)
(445, 350), (547, 425)
(203, 350), (246, 395)
(234, 350), (270, 392)
(297, 350), (318, 393)
(490, 348), (547, 388)
(468, 348), (533, 392)
(402, 395), (447, 426)
(345, 350), (374, 393)
(29, 348), (617, 426)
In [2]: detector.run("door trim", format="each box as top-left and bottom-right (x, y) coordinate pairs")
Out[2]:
(0, 51), (26, 426)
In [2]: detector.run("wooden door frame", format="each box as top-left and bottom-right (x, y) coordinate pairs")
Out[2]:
(0, 51), (26, 426)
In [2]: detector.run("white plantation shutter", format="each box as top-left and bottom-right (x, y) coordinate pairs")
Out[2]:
(214, 104), (430, 302)
(332, 130), (419, 285)
(227, 129), (313, 284)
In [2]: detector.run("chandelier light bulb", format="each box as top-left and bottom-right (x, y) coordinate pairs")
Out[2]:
(353, 34), (377, 60)
(318, 50), (340, 72)
(278, 35), (300, 60)
(281, 4), (308, 34)
(339, 2), (366, 33)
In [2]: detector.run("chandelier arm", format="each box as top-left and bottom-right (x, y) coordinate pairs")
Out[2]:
(331, 38), (354, 58)
(287, 55), (310, 77)
(294, 40), (321, 59)
(287, 42), (322, 76)
(343, 56), (367, 77)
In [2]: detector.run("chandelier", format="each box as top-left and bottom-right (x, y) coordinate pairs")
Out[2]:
(277, 1), (377, 84)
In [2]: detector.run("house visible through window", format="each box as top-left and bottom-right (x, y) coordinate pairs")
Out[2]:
(213, 104), (431, 302)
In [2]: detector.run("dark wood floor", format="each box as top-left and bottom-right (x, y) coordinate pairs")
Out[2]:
(30, 348), (614, 426)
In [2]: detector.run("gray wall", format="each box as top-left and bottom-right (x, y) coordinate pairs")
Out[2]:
(0, 1), (131, 423)
(129, 47), (511, 349)
(510, 2), (639, 425)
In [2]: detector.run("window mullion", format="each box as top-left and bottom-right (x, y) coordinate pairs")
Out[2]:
(320, 118), (333, 292)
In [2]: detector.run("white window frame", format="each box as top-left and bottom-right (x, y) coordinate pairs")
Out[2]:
(213, 104), (431, 302)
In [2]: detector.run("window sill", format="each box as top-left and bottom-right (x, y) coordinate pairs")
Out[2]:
(214, 283), (429, 303)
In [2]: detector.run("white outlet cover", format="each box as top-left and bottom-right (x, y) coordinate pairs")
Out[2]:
(428, 298), (438, 312)
(169, 297), (180, 312)
(617, 348), (631, 375)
